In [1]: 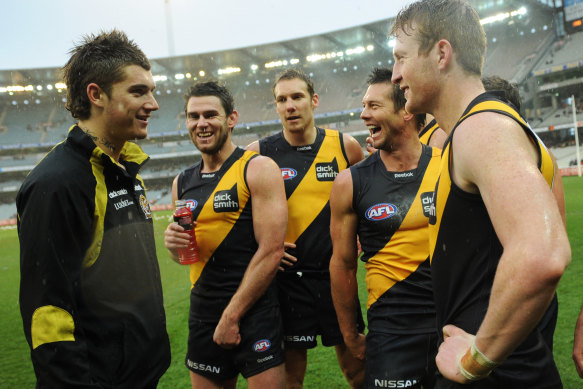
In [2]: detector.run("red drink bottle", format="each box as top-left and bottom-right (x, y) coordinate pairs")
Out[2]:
(173, 200), (199, 264)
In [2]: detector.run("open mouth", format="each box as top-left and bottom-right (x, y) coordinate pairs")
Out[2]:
(287, 116), (301, 121)
(368, 125), (381, 136)
(136, 115), (150, 123)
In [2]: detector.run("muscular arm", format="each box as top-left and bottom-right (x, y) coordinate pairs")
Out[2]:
(343, 133), (365, 165)
(437, 113), (571, 382)
(329, 169), (365, 360)
(213, 155), (287, 348)
(550, 151), (566, 227)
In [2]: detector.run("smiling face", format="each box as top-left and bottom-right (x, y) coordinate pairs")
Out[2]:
(391, 26), (439, 115)
(274, 78), (319, 133)
(185, 95), (237, 155)
(361, 82), (406, 151)
(102, 64), (158, 142)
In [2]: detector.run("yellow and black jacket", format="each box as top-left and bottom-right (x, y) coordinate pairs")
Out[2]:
(177, 147), (278, 322)
(429, 92), (560, 386)
(17, 125), (170, 388)
(352, 145), (440, 334)
(259, 128), (349, 275)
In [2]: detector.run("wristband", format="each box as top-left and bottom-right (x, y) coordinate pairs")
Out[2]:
(458, 359), (483, 382)
(471, 340), (500, 369)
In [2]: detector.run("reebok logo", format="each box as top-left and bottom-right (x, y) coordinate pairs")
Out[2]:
(393, 172), (414, 178)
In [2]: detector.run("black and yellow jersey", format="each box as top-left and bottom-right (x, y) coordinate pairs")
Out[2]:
(418, 118), (440, 146)
(352, 145), (440, 334)
(259, 128), (349, 274)
(17, 125), (170, 387)
(177, 147), (277, 321)
(429, 92), (560, 386)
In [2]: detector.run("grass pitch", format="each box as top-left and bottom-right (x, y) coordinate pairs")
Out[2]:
(1, 176), (582, 388)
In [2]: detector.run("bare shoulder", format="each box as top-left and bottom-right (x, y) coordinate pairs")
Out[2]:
(245, 140), (260, 153)
(342, 133), (364, 165)
(246, 155), (281, 186)
(333, 168), (353, 189)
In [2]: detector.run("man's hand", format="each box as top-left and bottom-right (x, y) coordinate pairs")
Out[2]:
(213, 314), (241, 349)
(365, 136), (377, 154)
(436, 324), (474, 384)
(279, 242), (297, 271)
(345, 332), (366, 361)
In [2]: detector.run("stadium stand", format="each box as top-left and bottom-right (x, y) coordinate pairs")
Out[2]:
(1, 0), (583, 221)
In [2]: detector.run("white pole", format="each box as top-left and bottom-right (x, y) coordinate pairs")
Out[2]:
(165, 0), (176, 58)
(571, 95), (582, 177)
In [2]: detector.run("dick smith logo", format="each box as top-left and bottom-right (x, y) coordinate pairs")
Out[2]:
(281, 168), (297, 180)
(366, 203), (397, 221)
(213, 184), (239, 212)
(421, 192), (435, 218)
(315, 158), (339, 181)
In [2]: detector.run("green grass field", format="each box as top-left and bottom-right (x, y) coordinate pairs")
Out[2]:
(1, 176), (582, 388)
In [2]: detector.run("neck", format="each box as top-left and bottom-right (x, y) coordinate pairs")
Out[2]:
(78, 119), (123, 162)
(378, 132), (423, 172)
(283, 125), (317, 146)
(431, 73), (485, 135)
(200, 141), (237, 172)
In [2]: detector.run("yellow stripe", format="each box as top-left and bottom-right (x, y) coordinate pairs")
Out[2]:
(419, 122), (439, 145)
(189, 150), (256, 285)
(31, 305), (75, 349)
(285, 129), (347, 242)
(366, 150), (440, 308)
(83, 148), (107, 269)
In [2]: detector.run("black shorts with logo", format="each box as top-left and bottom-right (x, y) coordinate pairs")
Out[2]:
(366, 331), (437, 389)
(186, 304), (284, 380)
(277, 271), (365, 348)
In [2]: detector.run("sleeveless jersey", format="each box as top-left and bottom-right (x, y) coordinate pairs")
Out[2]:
(177, 147), (276, 321)
(352, 145), (440, 334)
(259, 128), (349, 274)
(429, 92), (559, 385)
(418, 118), (440, 146)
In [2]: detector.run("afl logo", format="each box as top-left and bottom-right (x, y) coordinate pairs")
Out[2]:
(253, 339), (271, 352)
(281, 168), (297, 180)
(365, 203), (397, 221)
(185, 199), (198, 211)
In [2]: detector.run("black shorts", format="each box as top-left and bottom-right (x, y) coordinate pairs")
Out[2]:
(366, 331), (437, 388)
(277, 272), (365, 348)
(186, 305), (284, 380)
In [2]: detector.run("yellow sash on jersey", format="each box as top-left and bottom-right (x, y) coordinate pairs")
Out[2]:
(285, 129), (348, 242)
(189, 150), (256, 285)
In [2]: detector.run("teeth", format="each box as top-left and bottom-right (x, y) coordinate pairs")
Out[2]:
(198, 132), (212, 138)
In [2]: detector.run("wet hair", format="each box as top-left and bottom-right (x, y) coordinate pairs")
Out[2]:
(184, 81), (235, 116)
(482, 75), (521, 111)
(272, 68), (315, 98)
(390, 0), (486, 76)
(367, 67), (425, 130)
(62, 29), (151, 120)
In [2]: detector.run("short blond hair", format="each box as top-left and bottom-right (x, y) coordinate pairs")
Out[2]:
(390, 0), (486, 76)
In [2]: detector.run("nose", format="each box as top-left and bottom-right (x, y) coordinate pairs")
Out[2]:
(286, 99), (296, 112)
(145, 93), (159, 111)
(196, 115), (208, 128)
(360, 107), (370, 120)
(391, 64), (402, 85)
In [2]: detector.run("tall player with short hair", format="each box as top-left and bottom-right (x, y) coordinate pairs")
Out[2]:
(247, 68), (365, 388)
(165, 81), (288, 389)
(391, 0), (571, 386)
